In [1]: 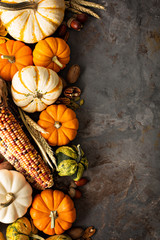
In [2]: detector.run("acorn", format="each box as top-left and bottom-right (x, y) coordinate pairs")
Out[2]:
(67, 17), (82, 31)
(76, 13), (88, 23)
(58, 22), (67, 37)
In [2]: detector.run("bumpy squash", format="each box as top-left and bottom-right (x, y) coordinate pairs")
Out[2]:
(0, 40), (33, 81)
(0, 0), (65, 43)
(46, 235), (72, 240)
(30, 189), (76, 235)
(55, 145), (88, 181)
(11, 66), (63, 113)
(33, 37), (70, 73)
(6, 217), (39, 240)
(38, 104), (79, 146)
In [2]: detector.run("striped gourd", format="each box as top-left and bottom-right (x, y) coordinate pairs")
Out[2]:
(11, 66), (63, 113)
(0, 0), (65, 44)
(0, 106), (54, 190)
(55, 145), (88, 181)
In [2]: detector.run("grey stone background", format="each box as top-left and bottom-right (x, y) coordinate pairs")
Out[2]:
(70, 0), (160, 239)
(1, 0), (160, 239)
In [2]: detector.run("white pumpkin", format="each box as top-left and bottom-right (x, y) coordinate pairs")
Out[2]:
(0, 0), (65, 43)
(0, 169), (32, 224)
(11, 66), (63, 113)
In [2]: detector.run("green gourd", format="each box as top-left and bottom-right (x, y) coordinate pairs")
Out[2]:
(55, 145), (88, 181)
(46, 235), (72, 240)
(6, 217), (42, 240)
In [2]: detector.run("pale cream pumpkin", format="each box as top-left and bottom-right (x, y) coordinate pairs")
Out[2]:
(0, 169), (32, 224)
(0, 0), (65, 43)
(11, 66), (63, 113)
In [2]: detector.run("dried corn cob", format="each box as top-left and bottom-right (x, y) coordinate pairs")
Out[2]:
(0, 104), (54, 189)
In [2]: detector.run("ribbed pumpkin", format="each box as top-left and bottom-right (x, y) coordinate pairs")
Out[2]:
(0, 39), (33, 81)
(30, 189), (76, 235)
(0, 170), (32, 224)
(0, 0), (65, 44)
(6, 217), (39, 240)
(56, 145), (88, 181)
(11, 66), (63, 113)
(38, 104), (79, 146)
(33, 37), (70, 72)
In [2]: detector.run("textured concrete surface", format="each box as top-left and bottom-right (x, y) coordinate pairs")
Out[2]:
(68, 0), (160, 239)
(1, 0), (160, 239)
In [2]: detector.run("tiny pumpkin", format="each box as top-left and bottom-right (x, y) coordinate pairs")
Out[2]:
(56, 145), (88, 181)
(0, 170), (32, 224)
(38, 104), (79, 146)
(30, 189), (76, 235)
(0, 232), (5, 240)
(0, 39), (33, 81)
(6, 217), (39, 240)
(11, 66), (63, 113)
(33, 37), (70, 72)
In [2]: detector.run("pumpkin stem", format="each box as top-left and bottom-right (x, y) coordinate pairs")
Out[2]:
(54, 121), (62, 129)
(52, 56), (63, 68)
(30, 234), (45, 240)
(0, 192), (15, 208)
(35, 91), (43, 99)
(76, 144), (82, 163)
(0, 1), (37, 11)
(49, 210), (58, 229)
(1, 55), (15, 63)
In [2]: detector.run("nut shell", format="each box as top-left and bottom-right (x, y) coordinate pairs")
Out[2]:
(64, 86), (81, 98)
(67, 227), (84, 239)
(67, 64), (81, 83)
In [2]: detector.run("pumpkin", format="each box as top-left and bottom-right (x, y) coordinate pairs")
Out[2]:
(0, 0), (65, 44)
(11, 66), (63, 113)
(46, 235), (72, 240)
(0, 170), (32, 224)
(37, 104), (79, 146)
(6, 217), (40, 240)
(0, 232), (5, 240)
(55, 145), (88, 181)
(33, 37), (70, 73)
(30, 189), (76, 235)
(0, 39), (33, 81)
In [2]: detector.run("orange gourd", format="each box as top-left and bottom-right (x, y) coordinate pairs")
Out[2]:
(30, 189), (76, 235)
(38, 104), (79, 146)
(0, 40), (33, 81)
(33, 37), (70, 73)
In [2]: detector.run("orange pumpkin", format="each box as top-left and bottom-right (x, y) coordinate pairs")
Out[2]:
(33, 37), (70, 73)
(0, 40), (33, 81)
(38, 104), (79, 146)
(30, 189), (76, 235)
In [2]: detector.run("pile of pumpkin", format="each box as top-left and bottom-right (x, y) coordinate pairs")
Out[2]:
(0, 0), (94, 239)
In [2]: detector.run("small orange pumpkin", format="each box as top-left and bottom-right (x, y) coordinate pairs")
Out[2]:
(30, 189), (76, 235)
(38, 104), (79, 146)
(33, 37), (70, 73)
(0, 40), (33, 81)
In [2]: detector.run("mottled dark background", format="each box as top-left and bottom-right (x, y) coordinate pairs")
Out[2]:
(1, 0), (160, 239)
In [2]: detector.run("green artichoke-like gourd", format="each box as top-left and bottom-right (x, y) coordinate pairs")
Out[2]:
(56, 145), (88, 181)
(6, 217), (42, 240)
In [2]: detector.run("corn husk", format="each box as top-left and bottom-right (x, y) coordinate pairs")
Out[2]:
(19, 109), (57, 170)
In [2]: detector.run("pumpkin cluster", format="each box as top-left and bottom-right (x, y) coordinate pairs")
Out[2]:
(0, 0), (90, 238)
